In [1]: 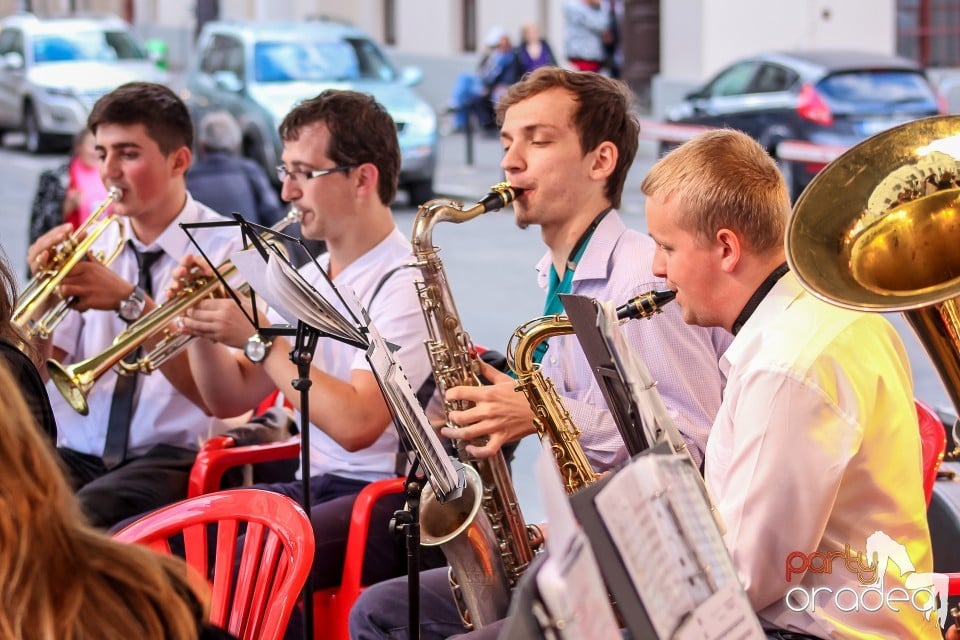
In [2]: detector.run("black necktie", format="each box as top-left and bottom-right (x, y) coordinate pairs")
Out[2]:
(102, 243), (164, 469)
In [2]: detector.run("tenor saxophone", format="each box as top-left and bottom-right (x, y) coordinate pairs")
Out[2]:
(507, 288), (679, 493)
(412, 183), (540, 629)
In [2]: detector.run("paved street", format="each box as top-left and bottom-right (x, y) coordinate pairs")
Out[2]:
(0, 127), (952, 524)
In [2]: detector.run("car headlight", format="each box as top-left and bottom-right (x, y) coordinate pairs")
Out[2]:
(403, 102), (437, 137)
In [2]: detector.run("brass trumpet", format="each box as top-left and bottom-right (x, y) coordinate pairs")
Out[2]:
(47, 210), (301, 415)
(14, 186), (124, 339)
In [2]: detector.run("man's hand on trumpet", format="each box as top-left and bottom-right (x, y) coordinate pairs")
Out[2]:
(59, 258), (152, 314)
(168, 254), (258, 350)
(26, 223), (76, 276)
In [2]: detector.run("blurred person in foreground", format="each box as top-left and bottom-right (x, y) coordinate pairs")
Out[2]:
(0, 362), (236, 640)
(26, 82), (242, 529)
(644, 129), (939, 639)
(0, 252), (57, 442)
(350, 67), (730, 640)
(186, 110), (283, 227)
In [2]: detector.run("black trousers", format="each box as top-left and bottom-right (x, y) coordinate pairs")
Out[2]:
(58, 444), (197, 529)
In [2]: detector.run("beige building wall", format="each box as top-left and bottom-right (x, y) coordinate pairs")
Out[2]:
(654, 0), (895, 116)
(662, 0), (895, 82)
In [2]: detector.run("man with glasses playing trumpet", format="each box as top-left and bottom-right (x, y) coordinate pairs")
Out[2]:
(25, 82), (244, 529)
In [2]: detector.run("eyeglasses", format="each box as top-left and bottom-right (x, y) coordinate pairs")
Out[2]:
(275, 164), (356, 183)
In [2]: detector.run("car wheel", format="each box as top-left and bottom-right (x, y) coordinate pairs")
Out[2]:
(23, 104), (52, 154)
(406, 179), (435, 207)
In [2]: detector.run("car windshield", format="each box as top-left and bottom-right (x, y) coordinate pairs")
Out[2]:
(33, 30), (147, 63)
(253, 37), (396, 83)
(816, 70), (936, 104)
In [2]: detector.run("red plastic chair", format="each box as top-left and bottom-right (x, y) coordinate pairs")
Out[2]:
(187, 435), (406, 640)
(114, 489), (315, 640)
(916, 399), (947, 506)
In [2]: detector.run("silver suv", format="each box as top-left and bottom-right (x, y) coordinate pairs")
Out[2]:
(184, 19), (438, 204)
(0, 13), (167, 153)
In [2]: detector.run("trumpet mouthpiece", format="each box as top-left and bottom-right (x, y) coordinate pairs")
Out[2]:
(106, 186), (123, 202)
(616, 289), (677, 320)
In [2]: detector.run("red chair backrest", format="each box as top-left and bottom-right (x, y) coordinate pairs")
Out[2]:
(916, 399), (947, 506)
(115, 489), (315, 640)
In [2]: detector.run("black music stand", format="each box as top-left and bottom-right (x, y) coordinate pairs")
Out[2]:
(182, 215), (467, 640)
(559, 293), (653, 456)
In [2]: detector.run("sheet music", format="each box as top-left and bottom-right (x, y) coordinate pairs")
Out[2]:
(594, 299), (687, 454)
(365, 321), (464, 501)
(533, 441), (620, 640)
(231, 247), (366, 346)
(593, 454), (762, 640)
(231, 243), (463, 502)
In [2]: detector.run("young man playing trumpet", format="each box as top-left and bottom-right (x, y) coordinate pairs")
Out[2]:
(26, 82), (242, 529)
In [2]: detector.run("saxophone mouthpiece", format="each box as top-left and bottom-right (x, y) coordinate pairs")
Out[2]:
(616, 289), (677, 320)
(478, 183), (524, 212)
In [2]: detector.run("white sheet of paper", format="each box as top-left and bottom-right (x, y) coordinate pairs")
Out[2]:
(593, 454), (764, 640)
(535, 532), (621, 640)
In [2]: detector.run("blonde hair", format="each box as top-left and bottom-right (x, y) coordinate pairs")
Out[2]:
(0, 362), (208, 640)
(641, 129), (790, 253)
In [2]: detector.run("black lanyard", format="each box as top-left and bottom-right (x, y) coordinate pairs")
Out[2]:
(731, 262), (790, 335)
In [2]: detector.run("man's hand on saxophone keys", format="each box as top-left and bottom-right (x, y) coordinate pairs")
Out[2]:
(442, 359), (538, 458)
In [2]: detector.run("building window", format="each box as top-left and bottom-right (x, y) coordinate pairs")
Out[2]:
(384, 0), (396, 46)
(462, 0), (476, 53)
(897, 0), (960, 67)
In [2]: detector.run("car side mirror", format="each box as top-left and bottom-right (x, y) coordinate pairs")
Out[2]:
(398, 66), (423, 87)
(2, 51), (24, 71)
(212, 70), (243, 93)
(684, 89), (705, 100)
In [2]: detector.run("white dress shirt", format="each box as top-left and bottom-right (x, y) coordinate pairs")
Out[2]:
(272, 227), (431, 482)
(537, 210), (731, 470)
(52, 194), (242, 457)
(708, 271), (939, 639)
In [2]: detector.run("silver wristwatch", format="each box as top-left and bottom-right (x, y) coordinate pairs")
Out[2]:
(117, 285), (146, 322)
(244, 333), (273, 363)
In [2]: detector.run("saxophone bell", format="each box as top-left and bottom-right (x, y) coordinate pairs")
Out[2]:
(616, 288), (676, 320)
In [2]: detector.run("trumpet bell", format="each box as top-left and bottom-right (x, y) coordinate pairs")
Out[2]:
(786, 115), (960, 313)
(47, 359), (90, 416)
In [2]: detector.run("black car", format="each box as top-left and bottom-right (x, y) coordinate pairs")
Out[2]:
(664, 50), (944, 199)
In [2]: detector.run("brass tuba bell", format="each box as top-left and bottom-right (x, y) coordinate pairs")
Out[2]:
(785, 115), (960, 423)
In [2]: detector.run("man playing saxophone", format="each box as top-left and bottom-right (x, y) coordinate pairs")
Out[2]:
(350, 67), (732, 640)
(167, 90), (435, 626)
(25, 82), (243, 529)
(644, 130), (937, 639)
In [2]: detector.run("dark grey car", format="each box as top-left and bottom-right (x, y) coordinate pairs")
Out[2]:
(664, 50), (944, 199)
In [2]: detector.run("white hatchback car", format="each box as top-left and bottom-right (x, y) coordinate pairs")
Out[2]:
(0, 13), (167, 153)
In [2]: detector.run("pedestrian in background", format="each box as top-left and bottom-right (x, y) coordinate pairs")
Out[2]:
(28, 128), (107, 246)
(564, 0), (612, 73)
(514, 22), (557, 76)
(186, 111), (283, 226)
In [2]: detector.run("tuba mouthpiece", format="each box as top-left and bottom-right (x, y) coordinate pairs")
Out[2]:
(616, 289), (677, 320)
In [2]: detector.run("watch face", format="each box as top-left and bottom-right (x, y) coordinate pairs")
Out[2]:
(119, 297), (144, 321)
(245, 336), (268, 362)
